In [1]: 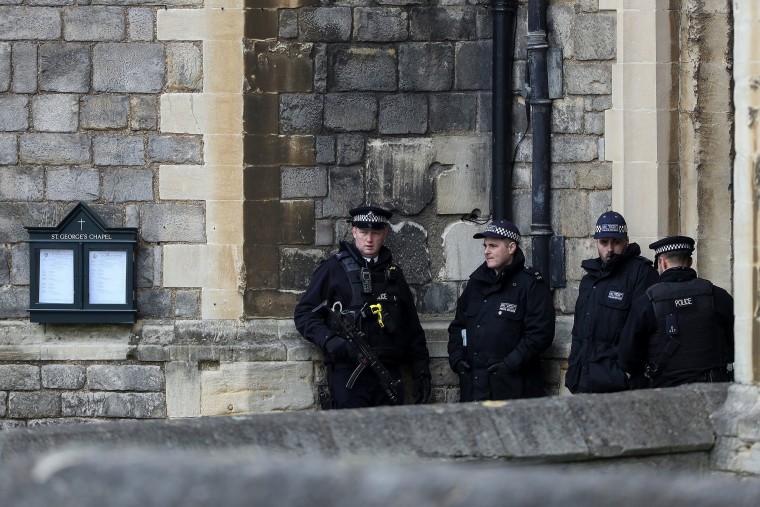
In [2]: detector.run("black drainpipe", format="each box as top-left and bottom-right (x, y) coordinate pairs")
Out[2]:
(527, 0), (555, 283)
(491, 0), (518, 220)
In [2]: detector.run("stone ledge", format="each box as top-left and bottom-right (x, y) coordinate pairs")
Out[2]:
(0, 384), (725, 464)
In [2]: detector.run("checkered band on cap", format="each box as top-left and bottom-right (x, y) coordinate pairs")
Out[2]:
(483, 223), (520, 242)
(595, 223), (627, 235)
(352, 211), (388, 225)
(653, 242), (693, 256)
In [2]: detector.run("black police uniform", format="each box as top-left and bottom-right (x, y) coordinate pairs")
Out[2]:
(448, 247), (555, 401)
(565, 243), (659, 393)
(619, 267), (734, 388)
(294, 240), (431, 409)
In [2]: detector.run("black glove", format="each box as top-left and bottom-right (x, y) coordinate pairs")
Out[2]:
(324, 336), (358, 362)
(487, 361), (510, 374)
(413, 372), (432, 404)
(454, 359), (471, 374)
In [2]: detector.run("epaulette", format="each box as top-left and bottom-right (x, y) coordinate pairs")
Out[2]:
(524, 267), (543, 282)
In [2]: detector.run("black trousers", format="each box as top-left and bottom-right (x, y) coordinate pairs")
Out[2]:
(328, 364), (403, 409)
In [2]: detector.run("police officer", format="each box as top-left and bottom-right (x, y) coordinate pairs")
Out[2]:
(565, 211), (659, 393)
(448, 219), (555, 401)
(618, 236), (734, 388)
(294, 206), (432, 409)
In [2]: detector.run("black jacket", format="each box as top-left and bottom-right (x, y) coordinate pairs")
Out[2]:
(565, 243), (658, 393)
(448, 248), (555, 401)
(294, 241), (430, 375)
(618, 267), (734, 387)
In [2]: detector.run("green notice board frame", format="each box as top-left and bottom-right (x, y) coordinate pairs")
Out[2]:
(25, 202), (138, 324)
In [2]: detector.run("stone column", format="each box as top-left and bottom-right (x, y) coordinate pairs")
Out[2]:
(601, 0), (678, 249)
(157, 2), (245, 319)
(733, 0), (760, 385)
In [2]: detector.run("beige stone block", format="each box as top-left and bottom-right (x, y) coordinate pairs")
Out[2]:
(206, 0), (245, 8)
(598, 0), (620, 10)
(619, 9), (676, 64)
(160, 93), (243, 135)
(201, 289), (244, 320)
(204, 40), (244, 94)
(621, 109), (676, 163)
(603, 109), (623, 162)
(159, 165), (244, 201)
(157, 8), (244, 42)
(206, 134), (244, 166)
(619, 161), (669, 246)
(615, 63), (675, 110)
(200, 361), (314, 414)
(433, 136), (492, 215)
(0, 323), (131, 360)
(440, 220), (484, 281)
(610, 161), (625, 210)
(206, 200), (243, 245)
(166, 361), (202, 418)
(163, 244), (242, 289)
(621, 0), (678, 12)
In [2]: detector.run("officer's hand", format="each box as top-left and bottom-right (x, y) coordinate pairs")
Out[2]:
(487, 361), (510, 374)
(454, 360), (471, 374)
(413, 372), (432, 404)
(324, 336), (351, 361)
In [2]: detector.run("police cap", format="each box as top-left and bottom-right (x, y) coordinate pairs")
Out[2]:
(473, 219), (521, 243)
(349, 206), (391, 230)
(594, 211), (628, 240)
(649, 235), (695, 257)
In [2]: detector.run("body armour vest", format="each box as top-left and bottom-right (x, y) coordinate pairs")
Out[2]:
(646, 277), (725, 374)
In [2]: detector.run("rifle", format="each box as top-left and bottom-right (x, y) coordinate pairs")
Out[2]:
(313, 300), (401, 403)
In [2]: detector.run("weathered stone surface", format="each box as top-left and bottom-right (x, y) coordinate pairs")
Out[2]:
(94, 135), (145, 166)
(63, 7), (125, 41)
(399, 42), (453, 92)
(166, 42), (202, 91)
(318, 166), (363, 218)
(429, 93), (477, 132)
(455, 40), (491, 90)
(93, 43), (164, 93)
(8, 391), (62, 418)
(299, 7), (351, 42)
(87, 365), (165, 392)
(46, 167), (99, 201)
(384, 221), (431, 284)
(378, 94), (427, 135)
(551, 135), (598, 163)
(328, 45), (397, 92)
(418, 282), (458, 315)
(336, 134), (364, 165)
(433, 135), (491, 215)
(0, 134), (17, 165)
(0, 365), (40, 391)
(129, 96), (158, 131)
(128, 8), (153, 41)
(0, 166), (43, 201)
(102, 168), (154, 203)
(410, 6), (478, 41)
(200, 361), (314, 414)
(353, 8), (408, 42)
(174, 290), (200, 318)
(41, 365), (86, 390)
(278, 9), (298, 39)
(574, 13), (616, 61)
(147, 135), (202, 164)
(280, 94), (323, 134)
(566, 64), (612, 95)
(11, 43), (36, 94)
(136, 289), (172, 319)
(31, 94), (78, 133)
(82, 95), (129, 130)
(441, 220), (483, 281)
(0, 286), (26, 318)
(552, 97), (584, 134)
(61, 392), (166, 418)
(0, 43), (9, 91)
(366, 138), (434, 215)
(20, 134), (90, 165)
(0, 6), (61, 40)
(39, 43), (90, 93)
(245, 40), (313, 94)
(0, 203), (59, 243)
(323, 93), (377, 132)
(138, 204), (205, 243)
(281, 166), (327, 199)
(0, 249), (8, 284)
(315, 135), (335, 164)
(279, 248), (325, 290)
(0, 95), (29, 131)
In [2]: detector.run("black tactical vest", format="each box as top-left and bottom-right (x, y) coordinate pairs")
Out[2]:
(647, 278), (725, 373)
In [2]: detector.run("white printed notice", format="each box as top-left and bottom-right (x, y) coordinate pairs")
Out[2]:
(88, 250), (127, 305)
(39, 249), (74, 304)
